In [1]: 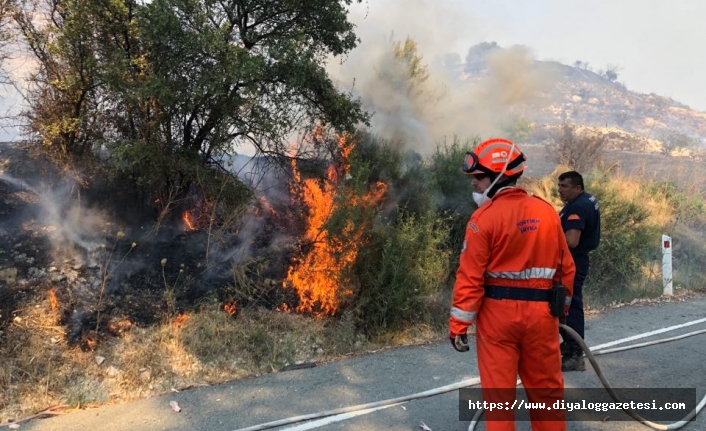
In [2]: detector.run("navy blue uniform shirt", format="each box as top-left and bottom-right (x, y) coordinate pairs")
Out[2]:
(559, 191), (601, 264)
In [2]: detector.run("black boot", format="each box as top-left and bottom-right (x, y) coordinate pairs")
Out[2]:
(561, 350), (585, 372)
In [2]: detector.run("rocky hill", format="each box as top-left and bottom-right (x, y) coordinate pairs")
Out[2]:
(460, 43), (706, 156)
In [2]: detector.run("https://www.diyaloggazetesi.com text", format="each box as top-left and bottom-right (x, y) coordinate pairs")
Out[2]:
(459, 388), (696, 422)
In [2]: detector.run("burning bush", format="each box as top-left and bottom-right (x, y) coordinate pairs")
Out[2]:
(283, 133), (458, 332)
(283, 132), (388, 317)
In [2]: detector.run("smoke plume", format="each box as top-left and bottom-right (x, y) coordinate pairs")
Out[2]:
(327, 0), (557, 155)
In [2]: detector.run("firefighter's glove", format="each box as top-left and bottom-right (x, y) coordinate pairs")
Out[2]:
(449, 331), (469, 352)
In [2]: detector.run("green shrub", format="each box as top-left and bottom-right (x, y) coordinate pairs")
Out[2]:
(324, 134), (459, 333)
(351, 132), (437, 218)
(583, 181), (660, 296)
(526, 168), (662, 300)
(642, 180), (705, 225)
(351, 211), (451, 333)
(428, 136), (478, 266)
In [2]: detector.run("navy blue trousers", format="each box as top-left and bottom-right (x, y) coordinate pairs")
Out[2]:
(560, 255), (589, 354)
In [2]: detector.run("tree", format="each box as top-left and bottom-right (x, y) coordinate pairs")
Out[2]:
(12, 0), (369, 216)
(126, 0), (368, 163)
(660, 130), (695, 156)
(14, 0), (126, 155)
(603, 64), (619, 82)
(465, 41), (499, 72)
(363, 35), (443, 149)
(0, 0), (14, 83)
(547, 122), (606, 173)
(379, 36), (430, 99)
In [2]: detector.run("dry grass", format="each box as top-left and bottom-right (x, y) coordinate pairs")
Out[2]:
(524, 164), (687, 229)
(0, 292), (447, 424)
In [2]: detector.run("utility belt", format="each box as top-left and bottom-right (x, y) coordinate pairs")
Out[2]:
(484, 284), (566, 319)
(484, 285), (551, 301)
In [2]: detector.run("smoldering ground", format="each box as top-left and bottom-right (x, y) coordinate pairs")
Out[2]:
(0, 142), (302, 349)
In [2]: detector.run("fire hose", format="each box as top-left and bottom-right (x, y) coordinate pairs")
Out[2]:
(467, 324), (706, 431)
(232, 322), (706, 431)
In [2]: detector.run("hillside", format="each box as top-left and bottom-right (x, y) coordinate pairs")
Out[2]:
(459, 43), (706, 155)
(532, 61), (706, 142)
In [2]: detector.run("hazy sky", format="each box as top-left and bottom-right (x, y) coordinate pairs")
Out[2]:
(345, 0), (706, 111)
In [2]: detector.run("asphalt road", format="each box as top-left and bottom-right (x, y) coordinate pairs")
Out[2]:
(21, 294), (706, 431)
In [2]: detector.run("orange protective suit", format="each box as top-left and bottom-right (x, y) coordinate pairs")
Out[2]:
(450, 187), (575, 431)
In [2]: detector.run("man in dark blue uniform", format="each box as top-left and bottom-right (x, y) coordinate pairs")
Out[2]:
(557, 171), (601, 372)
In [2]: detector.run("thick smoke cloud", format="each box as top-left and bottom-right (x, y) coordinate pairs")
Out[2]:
(327, 0), (556, 155)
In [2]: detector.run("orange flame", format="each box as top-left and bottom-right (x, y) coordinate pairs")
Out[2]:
(182, 211), (197, 231)
(182, 197), (215, 232)
(81, 332), (98, 351)
(284, 132), (386, 317)
(224, 301), (238, 316)
(107, 318), (133, 335)
(48, 288), (59, 311)
(173, 313), (190, 327)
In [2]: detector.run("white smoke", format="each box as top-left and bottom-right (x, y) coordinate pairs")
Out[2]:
(1, 158), (113, 268)
(328, 0), (557, 155)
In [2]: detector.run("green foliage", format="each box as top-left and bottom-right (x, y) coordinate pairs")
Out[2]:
(192, 163), (254, 224)
(349, 132), (405, 186)
(323, 133), (461, 333)
(389, 37), (430, 98)
(14, 0), (368, 225)
(429, 136), (477, 202)
(352, 210), (451, 333)
(14, 0), (108, 155)
(350, 132), (436, 217)
(526, 168), (666, 300)
(369, 35), (443, 133)
(503, 115), (533, 143)
(133, 0), (368, 159)
(428, 136), (478, 265)
(642, 180), (705, 225)
(583, 173), (660, 295)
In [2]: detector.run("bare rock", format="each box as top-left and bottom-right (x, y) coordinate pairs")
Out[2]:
(0, 267), (17, 284)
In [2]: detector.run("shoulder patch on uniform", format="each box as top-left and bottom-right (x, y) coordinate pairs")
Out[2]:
(468, 222), (479, 233)
(568, 214), (581, 221)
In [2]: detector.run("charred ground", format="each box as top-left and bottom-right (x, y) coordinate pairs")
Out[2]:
(0, 142), (304, 352)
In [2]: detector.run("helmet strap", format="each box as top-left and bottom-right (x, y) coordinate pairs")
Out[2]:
(483, 141), (516, 198)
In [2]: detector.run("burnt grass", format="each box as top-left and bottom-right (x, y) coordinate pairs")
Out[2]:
(0, 142), (301, 351)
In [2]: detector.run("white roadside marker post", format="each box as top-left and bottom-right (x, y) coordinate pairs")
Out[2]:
(662, 234), (673, 296)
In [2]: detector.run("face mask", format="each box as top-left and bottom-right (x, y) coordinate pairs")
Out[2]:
(473, 191), (491, 207)
(472, 142), (518, 208)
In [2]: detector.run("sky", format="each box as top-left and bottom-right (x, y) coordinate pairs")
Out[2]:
(342, 0), (706, 111)
(2, 0), (705, 145)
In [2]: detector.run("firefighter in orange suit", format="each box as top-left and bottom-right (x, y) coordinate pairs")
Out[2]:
(449, 138), (576, 431)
